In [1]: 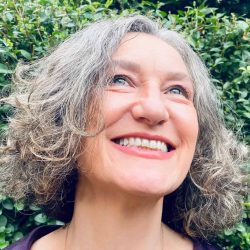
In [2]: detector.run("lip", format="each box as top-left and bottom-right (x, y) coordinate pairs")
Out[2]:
(110, 132), (176, 160)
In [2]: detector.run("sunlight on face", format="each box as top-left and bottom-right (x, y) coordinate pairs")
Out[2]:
(78, 33), (198, 198)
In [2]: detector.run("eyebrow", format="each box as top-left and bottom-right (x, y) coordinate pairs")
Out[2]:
(111, 59), (192, 82)
(166, 72), (192, 82)
(112, 60), (141, 72)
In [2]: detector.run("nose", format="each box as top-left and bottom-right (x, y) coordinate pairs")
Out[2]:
(131, 89), (169, 126)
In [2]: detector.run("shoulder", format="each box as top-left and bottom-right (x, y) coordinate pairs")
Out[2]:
(193, 240), (221, 250)
(3, 225), (61, 250)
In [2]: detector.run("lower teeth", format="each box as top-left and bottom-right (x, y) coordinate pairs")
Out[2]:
(121, 144), (163, 152)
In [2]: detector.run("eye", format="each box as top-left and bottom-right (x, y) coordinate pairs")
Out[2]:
(110, 75), (130, 86)
(169, 88), (182, 95)
(166, 85), (190, 98)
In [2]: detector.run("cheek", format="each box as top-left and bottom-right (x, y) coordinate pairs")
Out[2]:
(169, 104), (198, 143)
(77, 137), (99, 172)
(103, 92), (134, 127)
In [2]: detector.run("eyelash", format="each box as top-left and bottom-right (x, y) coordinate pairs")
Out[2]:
(110, 74), (132, 86)
(109, 75), (191, 99)
(166, 85), (190, 98)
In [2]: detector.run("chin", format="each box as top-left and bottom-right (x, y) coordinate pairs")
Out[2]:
(115, 173), (181, 199)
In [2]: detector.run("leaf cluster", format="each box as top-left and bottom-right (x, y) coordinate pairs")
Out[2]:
(0, 195), (63, 249)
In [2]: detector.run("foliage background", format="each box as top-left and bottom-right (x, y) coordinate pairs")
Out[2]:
(0, 0), (249, 249)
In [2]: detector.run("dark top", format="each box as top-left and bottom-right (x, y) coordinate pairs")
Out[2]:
(4, 225), (219, 250)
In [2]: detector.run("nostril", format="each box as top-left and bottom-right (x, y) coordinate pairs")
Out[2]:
(158, 119), (167, 126)
(138, 117), (167, 127)
(131, 100), (169, 127)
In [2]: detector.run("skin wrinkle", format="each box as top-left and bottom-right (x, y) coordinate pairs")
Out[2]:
(77, 33), (198, 210)
(111, 59), (193, 98)
(0, 15), (248, 241)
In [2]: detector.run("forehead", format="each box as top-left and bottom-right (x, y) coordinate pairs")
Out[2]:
(111, 32), (190, 79)
(115, 32), (182, 57)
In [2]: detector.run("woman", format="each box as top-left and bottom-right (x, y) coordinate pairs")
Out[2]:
(0, 15), (248, 250)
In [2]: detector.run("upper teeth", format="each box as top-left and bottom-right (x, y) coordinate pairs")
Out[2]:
(117, 137), (168, 152)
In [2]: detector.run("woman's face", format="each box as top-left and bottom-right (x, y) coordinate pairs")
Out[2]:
(78, 33), (198, 198)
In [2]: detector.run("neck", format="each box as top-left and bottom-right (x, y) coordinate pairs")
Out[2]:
(66, 178), (164, 250)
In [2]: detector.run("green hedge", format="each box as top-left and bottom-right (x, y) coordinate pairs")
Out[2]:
(0, 0), (249, 249)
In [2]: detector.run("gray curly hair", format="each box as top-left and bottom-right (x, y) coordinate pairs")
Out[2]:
(0, 15), (248, 240)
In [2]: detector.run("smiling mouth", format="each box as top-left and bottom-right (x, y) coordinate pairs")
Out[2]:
(112, 137), (175, 153)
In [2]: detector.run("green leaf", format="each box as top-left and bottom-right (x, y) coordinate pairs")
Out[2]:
(0, 226), (6, 233)
(105, 0), (113, 9)
(223, 41), (234, 49)
(34, 213), (47, 223)
(5, 12), (14, 22)
(0, 242), (9, 248)
(214, 58), (224, 66)
(224, 228), (234, 236)
(29, 204), (41, 211)
(2, 199), (14, 210)
(237, 20), (248, 31)
(243, 202), (250, 208)
(0, 215), (7, 227)
(243, 112), (250, 119)
(236, 224), (246, 233)
(13, 232), (23, 242)
(223, 82), (231, 89)
(0, 64), (13, 74)
(19, 50), (31, 60)
(0, 195), (6, 201)
(14, 201), (25, 211)
(0, 124), (8, 134)
(5, 224), (14, 234)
